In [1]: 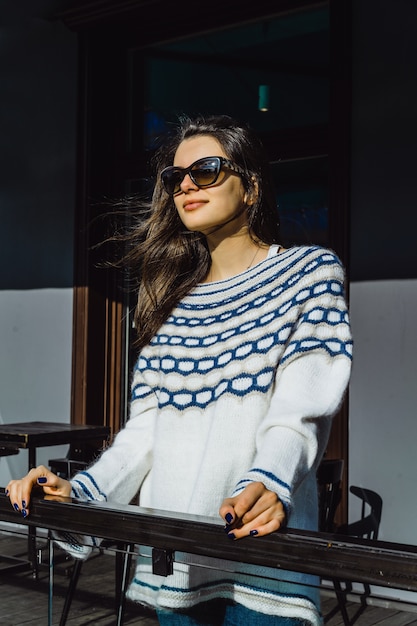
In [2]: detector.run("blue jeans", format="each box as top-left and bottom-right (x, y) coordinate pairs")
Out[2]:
(156, 600), (309, 625)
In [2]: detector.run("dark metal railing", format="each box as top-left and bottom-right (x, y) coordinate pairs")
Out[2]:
(1, 490), (417, 591)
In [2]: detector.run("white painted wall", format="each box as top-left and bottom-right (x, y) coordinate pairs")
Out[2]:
(349, 279), (417, 544)
(0, 289), (73, 486)
(348, 280), (417, 602)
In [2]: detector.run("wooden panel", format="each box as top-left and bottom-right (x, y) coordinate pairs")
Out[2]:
(70, 31), (130, 434)
(325, 0), (352, 524)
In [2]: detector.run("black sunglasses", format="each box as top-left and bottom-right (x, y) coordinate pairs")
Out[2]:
(161, 156), (246, 195)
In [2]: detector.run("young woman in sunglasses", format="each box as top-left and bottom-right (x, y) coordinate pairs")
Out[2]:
(6, 114), (352, 625)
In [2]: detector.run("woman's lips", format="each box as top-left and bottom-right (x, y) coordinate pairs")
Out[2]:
(183, 200), (207, 211)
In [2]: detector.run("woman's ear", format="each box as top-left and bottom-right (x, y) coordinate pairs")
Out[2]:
(245, 178), (259, 206)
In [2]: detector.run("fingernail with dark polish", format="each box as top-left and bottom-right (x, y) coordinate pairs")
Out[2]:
(5, 489), (9, 496)
(225, 512), (234, 524)
(22, 500), (26, 508)
(13, 503), (20, 512)
(37, 477), (47, 484)
(227, 532), (236, 540)
(22, 509), (27, 518)
(250, 529), (258, 536)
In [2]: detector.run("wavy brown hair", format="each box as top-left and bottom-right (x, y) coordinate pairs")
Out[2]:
(121, 114), (281, 351)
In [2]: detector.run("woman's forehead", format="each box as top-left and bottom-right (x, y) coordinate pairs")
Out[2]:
(174, 136), (226, 166)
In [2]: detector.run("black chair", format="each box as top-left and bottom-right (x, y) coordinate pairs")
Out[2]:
(316, 459), (354, 625)
(317, 458), (344, 533)
(324, 485), (383, 626)
(317, 459), (353, 624)
(58, 541), (134, 626)
(48, 451), (134, 626)
(0, 447), (30, 574)
(49, 441), (100, 478)
(338, 486), (382, 542)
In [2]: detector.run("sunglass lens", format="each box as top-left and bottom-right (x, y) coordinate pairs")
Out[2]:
(161, 158), (221, 194)
(162, 169), (182, 194)
(191, 159), (219, 187)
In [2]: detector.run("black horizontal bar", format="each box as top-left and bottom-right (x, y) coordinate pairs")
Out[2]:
(1, 491), (417, 591)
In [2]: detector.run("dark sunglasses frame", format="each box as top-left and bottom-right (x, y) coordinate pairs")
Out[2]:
(161, 156), (246, 195)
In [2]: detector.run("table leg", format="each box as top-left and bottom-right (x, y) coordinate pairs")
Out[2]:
(28, 447), (36, 470)
(28, 446), (38, 578)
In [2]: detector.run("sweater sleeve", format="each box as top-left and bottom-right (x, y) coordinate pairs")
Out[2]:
(232, 252), (353, 517)
(70, 361), (158, 505)
(51, 363), (158, 560)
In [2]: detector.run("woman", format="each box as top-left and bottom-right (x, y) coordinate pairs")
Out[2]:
(6, 114), (352, 625)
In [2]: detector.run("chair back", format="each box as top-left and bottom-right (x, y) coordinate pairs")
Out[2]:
(317, 459), (344, 533)
(338, 486), (383, 540)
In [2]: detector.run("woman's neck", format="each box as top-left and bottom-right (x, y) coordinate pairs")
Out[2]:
(204, 233), (269, 283)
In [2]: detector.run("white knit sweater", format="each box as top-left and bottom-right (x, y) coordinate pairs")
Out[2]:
(62, 245), (352, 625)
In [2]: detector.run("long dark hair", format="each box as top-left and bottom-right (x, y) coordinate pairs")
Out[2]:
(122, 114), (280, 351)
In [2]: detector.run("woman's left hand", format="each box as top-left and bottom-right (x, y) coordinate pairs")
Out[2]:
(219, 481), (286, 539)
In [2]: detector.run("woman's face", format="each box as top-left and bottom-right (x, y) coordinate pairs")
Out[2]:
(172, 136), (248, 237)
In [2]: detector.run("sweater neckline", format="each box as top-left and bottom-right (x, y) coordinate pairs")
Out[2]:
(196, 244), (286, 290)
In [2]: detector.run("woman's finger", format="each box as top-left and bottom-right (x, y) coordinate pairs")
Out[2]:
(227, 515), (284, 540)
(220, 482), (286, 540)
(5, 465), (71, 517)
(219, 481), (266, 524)
(240, 488), (281, 524)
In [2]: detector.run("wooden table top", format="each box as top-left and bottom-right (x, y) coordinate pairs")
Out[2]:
(0, 421), (110, 448)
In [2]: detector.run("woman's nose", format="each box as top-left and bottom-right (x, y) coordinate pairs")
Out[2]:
(179, 173), (197, 192)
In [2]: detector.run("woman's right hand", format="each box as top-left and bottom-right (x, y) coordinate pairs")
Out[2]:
(5, 465), (72, 518)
